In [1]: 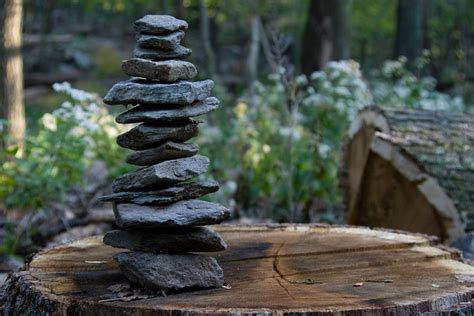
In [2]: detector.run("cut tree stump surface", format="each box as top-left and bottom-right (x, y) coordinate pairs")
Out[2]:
(3, 224), (474, 315)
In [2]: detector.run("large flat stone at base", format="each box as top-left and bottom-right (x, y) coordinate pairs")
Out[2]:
(112, 156), (209, 192)
(114, 200), (230, 228)
(122, 58), (197, 82)
(104, 227), (227, 253)
(114, 252), (224, 292)
(134, 45), (191, 60)
(126, 141), (199, 166)
(116, 120), (198, 150)
(103, 79), (213, 105)
(116, 97), (219, 123)
(102, 180), (218, 205)
(134, 15), (188, 35)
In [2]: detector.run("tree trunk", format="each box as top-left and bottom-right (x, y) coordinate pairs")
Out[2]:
(161, 0), (170, 14)
(301, 0), (352, 75)
(0, 0), (25, 152)
(394, 0), (424, 63)
(198, 0), (217, 78)
(247, 9), (260, 108)
(340, 106), (474, 243)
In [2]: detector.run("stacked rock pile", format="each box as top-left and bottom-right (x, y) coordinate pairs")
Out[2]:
(100, 15), (230, 292)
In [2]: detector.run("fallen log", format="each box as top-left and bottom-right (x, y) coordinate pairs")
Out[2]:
(340, 106), (474, 243)
(2, 224), (474, 315)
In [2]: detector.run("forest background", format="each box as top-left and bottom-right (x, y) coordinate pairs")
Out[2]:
(0, 0), (473, 255)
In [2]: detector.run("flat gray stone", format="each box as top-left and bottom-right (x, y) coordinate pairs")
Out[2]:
(137, 31), (184, 50)
(104, 79), (213, 105)
(114, 199), (230, 228)
(133, 45), (191, 60)
(104, 226), (227, 253)
(122, 58), (197, 82)
(114, 252), (224, 291)
(112, 156), (209, 192)
(134, 15), (188, 35)
(101, 179), (219, 205)
(116, 120), (198, 150)
(126, 141), (198, 166)
(116, 97), (219, 124)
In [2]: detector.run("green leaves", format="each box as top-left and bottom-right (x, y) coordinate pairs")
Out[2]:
(0, 84), (128, 213)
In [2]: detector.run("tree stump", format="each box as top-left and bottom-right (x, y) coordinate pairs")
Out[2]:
(340, 106), (474, 243)
(2, 224), (474, 315)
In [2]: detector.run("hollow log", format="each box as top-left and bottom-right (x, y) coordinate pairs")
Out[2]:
(340, 106), (474, 243)
(2, 224), (474, 315)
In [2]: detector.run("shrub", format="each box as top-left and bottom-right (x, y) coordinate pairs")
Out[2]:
(200, 59), (465, 222)
(0, 82), (127, 213)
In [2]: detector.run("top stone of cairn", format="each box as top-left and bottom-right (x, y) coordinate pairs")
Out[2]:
(134, 15), (188, 35)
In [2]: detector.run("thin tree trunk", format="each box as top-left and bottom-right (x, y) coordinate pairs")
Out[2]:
(174, 0), (186, 20)
(301, 0), (352, 75)
(247, 12), (260, 108)
(198, 0), (216, 78)
(0, 0), (26, 152)
(161, 0), (170, 14)
(395, 0), (424, 64)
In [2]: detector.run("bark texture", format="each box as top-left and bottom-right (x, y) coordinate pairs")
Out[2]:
(0, 0), (25, 150)
(341, 106), (474, 242)
(2, 224), (474, 315)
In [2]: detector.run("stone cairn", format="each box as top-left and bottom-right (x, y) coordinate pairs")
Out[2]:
(100, 15), (230, 292)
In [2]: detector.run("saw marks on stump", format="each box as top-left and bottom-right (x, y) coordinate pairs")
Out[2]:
(5, 224), (474, 315)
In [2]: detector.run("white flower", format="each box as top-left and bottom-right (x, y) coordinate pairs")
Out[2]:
(310, 71), (325, 81)
(40, 113), (57, 131)
(52, 81), (71, 92)
(318, 143), (331, 158)
(225, 181), (237, 193)
(295, 74), (308, 86)
(80, 120), (99, 132)
(262, 144), (271, 153)
(280, 127), (301, 140)
(88, 102), (100, 113)
(52, 81), (95, 102)
(382, 60), (403, 75)
(398, 56), (408, 63)
(268, 73), (280, 81)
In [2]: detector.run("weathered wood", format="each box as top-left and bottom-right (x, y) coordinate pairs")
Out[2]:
(340, 106), (474, 243)
(2, 224), (474, 315)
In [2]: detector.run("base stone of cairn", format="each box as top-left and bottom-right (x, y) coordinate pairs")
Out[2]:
(101, 14), (230, 292)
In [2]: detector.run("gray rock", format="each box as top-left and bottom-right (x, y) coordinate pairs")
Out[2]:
(103, 79), (213, 105)
(114, 199), (230, 228)
(122, 58), (197, 82)
(137, 31), (185, 50)
(101, 179), (219, 205)
(134, 15), (188, 35)
(116, 120), (199, 150)
(133, 45), (191, 60)
(114, 252), (224, 291)
(126, 141), (198, 166)
(104, 226), (227, 252)
(112, 155), (209, 192)
(116, 97), (219, 124)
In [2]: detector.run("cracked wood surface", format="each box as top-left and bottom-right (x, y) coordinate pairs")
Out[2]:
(2, 224), (474, 315)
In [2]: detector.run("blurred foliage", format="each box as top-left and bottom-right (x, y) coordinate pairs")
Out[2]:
(93, 43), (124, 77)
(0, 83), (128, 213)
(197, 59), (464, 222)
(5, 0), (472, 224)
